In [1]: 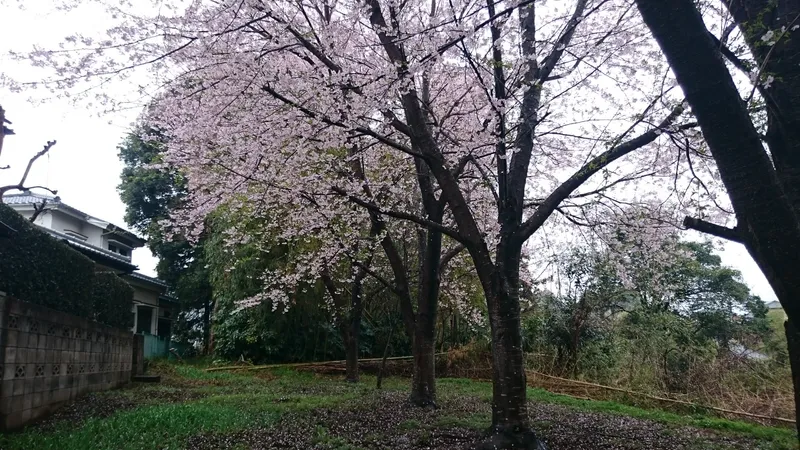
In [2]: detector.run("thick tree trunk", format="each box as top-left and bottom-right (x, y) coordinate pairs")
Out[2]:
(410, 222), (442, 407)
(785, 319), (800, 441)
(410, 326), (436, 406)
(724, 0), (800, 213)
(475, 242), (546, 450)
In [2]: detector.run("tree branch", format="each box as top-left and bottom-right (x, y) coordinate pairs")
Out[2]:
(331, 186), (464, 242)
(29, 198), (50, 223)
(0, 140), (58, 200)
(537, 0), (590, 83)
(260, 85), (422, 158)
(707, 30), (752, 74)
(518, 105), (686, 240)
(683, 216), (743, 243)
(0, 104), (13, 160)
(439, 244), (465, 271)
(352, 259), (399, 295)
(420, 0), (539, 65)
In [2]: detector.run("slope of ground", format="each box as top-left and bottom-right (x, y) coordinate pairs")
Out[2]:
(0, 362), (794, 450)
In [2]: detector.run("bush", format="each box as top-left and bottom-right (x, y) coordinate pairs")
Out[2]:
(0, 204), (133, 329)
(0, 203), (96, 316)
(92, 271), (134, 329)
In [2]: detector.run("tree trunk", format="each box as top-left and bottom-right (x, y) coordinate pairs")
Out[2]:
(410, 325), (436, 406)
(343, 323), (359, 383)
(410, 222), (442, 407)
(344, 269), (366, 383)
(202, 297), (212, 355)
(476, 242), (546, 450)
(377, 326), (394, 389)
(785, 319), (800, 442)
(207, 297), (220, 354)
(322, 265), (367, 383)
(634, 0), (800, 322)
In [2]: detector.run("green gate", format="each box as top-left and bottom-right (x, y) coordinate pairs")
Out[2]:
(142, 333), (170, 359)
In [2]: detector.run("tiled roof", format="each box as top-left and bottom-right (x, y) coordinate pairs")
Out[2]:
(127, 271), (169, 288)
(2, 193), (50, 205)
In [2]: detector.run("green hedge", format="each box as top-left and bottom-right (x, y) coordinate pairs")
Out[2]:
(0, 203), (96, 316)
(0, 204), (133, 329)
(92, 271), (134, 329)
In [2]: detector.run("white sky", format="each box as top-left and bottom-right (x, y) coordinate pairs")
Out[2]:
(0, 2), (779, 302)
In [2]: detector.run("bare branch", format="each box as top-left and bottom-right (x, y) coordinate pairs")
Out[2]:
(707, 31), (752, 74)
(260, 85), (422, 158)
(0, 104), (12, 159)
(518, 105), (687, 240)
(683, 216), (743, 243)
(439, 244), (465, 270)
(352, 259), (399, 294)
(0, 140), (58, 200)
(331, 186), (464, 242)
(538, 0), (591, 83)
(420, 0), (539, 65)
(29, 199), (50, 223)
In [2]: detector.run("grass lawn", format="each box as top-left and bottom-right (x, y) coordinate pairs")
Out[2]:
(0, 361), (795, 450)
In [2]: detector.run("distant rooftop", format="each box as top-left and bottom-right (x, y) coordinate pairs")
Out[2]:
(3, 192), (145, 246)
(766, 300), (782, 310)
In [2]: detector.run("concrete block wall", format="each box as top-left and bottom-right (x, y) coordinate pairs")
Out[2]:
(0, 292), (133, 430)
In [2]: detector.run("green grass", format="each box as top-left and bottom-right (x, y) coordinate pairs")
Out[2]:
(0, 362), (795, 450)
(0, 401), (279, 450)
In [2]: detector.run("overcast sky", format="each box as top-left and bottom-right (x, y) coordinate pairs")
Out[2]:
(0, 3), (779, 302)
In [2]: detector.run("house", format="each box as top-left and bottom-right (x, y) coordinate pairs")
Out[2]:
(766, 300), (787, 320)
(3, 192), (176, 351)
(766, 300), (782, 310)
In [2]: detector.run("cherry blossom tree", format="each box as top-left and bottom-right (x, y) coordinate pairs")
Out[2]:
(5, 0), (719, 446)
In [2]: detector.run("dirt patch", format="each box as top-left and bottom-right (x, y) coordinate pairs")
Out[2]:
(528, 403), (759, 450)
(29, 392), (137, 432)
(26, 381), (207, 433)
(185, 392), (763, 449)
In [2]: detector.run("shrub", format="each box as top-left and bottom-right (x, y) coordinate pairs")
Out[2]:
(0, 204), (133, 329)
(92, 271), (134, 329)
(0, 203), (96, 316)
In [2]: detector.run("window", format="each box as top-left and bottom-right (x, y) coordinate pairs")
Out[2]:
(108, 243), (131, 257)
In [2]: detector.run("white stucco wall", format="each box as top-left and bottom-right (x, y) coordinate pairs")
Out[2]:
(49, 210), (104, 247)
(131, 285), (160, 307)
(13, 208), (53, 228)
